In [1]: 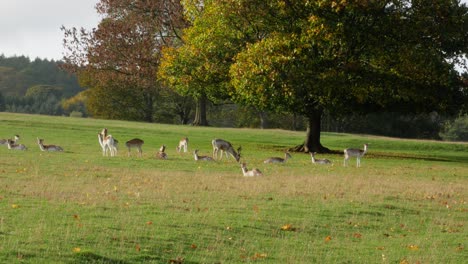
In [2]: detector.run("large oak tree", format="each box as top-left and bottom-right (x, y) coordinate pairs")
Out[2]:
(161, 0), (468, 152)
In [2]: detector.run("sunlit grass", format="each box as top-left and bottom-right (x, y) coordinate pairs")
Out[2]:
(0, 112), (467, 263)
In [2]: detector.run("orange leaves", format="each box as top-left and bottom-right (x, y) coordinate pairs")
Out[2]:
(72, 247), (81, 253)
(324, 235), (332, 242)
(280, 224), (297, 232)
(407, 245), (419, 251)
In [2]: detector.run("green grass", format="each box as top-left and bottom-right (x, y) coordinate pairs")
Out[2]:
(0, 112), (467, 263)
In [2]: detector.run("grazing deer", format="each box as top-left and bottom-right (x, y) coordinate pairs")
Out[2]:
(344, 144), (369, 167)
(264, 152), (292, 164)
(98, 133), (117, 157)
(7, 139), (27, 150)
(310, 152), (332, 165)
(176, 137), (189, 153)
(125, 138), (144, 157)
(211, 138), (241, 162)
(37, 138), (63, 152)
(193, 149), (215, 161)
(1, 135), (20, 146)
(240, 163), (263, 177)
(156, 145), (168, 159)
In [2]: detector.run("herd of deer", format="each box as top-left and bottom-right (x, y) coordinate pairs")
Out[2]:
(1, 135), (63, 152)
(2, 129), (369, 176)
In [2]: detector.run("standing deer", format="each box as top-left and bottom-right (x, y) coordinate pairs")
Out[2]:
(176, 137), (189, 153)
(156, 145), (168, 159)
(125, 138), (144, 157)
(37, 138), (63, 152)
(1, 135), (20, 146)
(193, 149), (215, 161)
(211, 138), (241, 162)
(240, 163), (263, 177)
(7, 139), (27, 150)
(310, 152), (332, 165)
(344, 144), (369, 167)
(264, 152), (292, 164)
(99, 128), (118, 156)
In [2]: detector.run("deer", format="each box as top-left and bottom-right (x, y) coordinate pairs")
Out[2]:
(240, 162), (263, 177)
(310, 152), (332, 165)
(37, 138), (63, 152)
(7, 139), (27, 150)
(211, 138), (241, 162)
(176, 137), (189, 153)
(1, 135), (20, 146)
(125, 138), (144, 157)
(99, 128), (118, 156)
(193, 149), (215, 161)
(344, 143), (369, 167)
(264, 152), (292, 164)
(156, 145), (168, 159)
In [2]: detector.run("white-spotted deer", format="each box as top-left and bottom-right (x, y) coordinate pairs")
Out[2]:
(7, 138), (27, 150)
(156, 145), (168, 159)
(264, 152), (292, 164)
(176, 137), (188, 153)
(240, 163), (263, 177)
(1, 135), (20, 146)
(211, 139), (241, 162)
(310, 152), (332, 165)
(98, 128), (118, 157)
(125, 138), (144, 157)
(193, 149), (215, 161)
(344, 144), (369, 167)
(37, 138), (63, 152)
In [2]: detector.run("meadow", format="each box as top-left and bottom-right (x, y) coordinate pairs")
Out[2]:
(0, 112), (467, 263)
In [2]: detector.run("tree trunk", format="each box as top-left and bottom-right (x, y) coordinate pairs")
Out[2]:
(291, 109), (331, 153)
(259, 111), (267, 129)
(192, 93), (208, 126)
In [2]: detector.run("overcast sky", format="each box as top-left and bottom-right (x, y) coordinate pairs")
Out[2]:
(0, 0), (100, 61)
(1, 0), (468, 61)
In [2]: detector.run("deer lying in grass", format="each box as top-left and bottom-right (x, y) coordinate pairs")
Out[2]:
(310, 152), (332, 165)
(156, 145), (168, 159)
(264, 152), (292, 164)
(7, 138), (27, 150)
(176, 137), (188, 153)
(241, 163), (263, 177)
(1, 135), (20, 146)
(344, 144), (369, 167)
(212, 138), (241, 162)
(98, 128), (118, 157)
(193, 149), (215, 161)
(126, 138), (144, 157)
(37, 138), (63, 152)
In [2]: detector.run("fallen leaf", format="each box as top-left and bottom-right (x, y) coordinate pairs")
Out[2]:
(11, 204), (19, 209)
(72, 247), (81, 253)
(353, 233), (362, 239)
(136, 244), (141, 252)
(146, 221), (153, 225)
(281, 224), (296, 231)
(407, 245), (419, 250)
(325, 236), (332, 242)
(191, 244), (197, 249)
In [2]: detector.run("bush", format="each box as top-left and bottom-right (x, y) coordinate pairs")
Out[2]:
(439, 115), (468, 141)
(69, 111), (84, 118)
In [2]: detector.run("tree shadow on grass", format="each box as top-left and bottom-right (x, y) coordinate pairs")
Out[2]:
(73, 252), (129, 264)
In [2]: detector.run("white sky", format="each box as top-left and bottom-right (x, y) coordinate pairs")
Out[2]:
(0, 0), (100, 61)
(0, 0), (467, 61)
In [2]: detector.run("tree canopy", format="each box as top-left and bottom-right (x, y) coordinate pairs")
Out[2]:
(159, 0), (468, 152)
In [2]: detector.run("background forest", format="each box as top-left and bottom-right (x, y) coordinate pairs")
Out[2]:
(0, 54), (467, 141)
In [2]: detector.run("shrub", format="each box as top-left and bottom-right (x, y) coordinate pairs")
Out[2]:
(439, 115), (468, 141)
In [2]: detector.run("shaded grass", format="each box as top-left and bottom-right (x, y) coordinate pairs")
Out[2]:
(0, 113), (467, 263)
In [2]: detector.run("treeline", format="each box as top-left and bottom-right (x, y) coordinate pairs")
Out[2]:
(0, 54), (466, 141)
(0, 55), (82, 115)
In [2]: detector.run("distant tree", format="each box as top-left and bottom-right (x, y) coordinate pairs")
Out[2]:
(62, 0), (189, 122)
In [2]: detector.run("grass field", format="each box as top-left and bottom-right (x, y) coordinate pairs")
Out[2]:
(0, 112), (467, 263)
